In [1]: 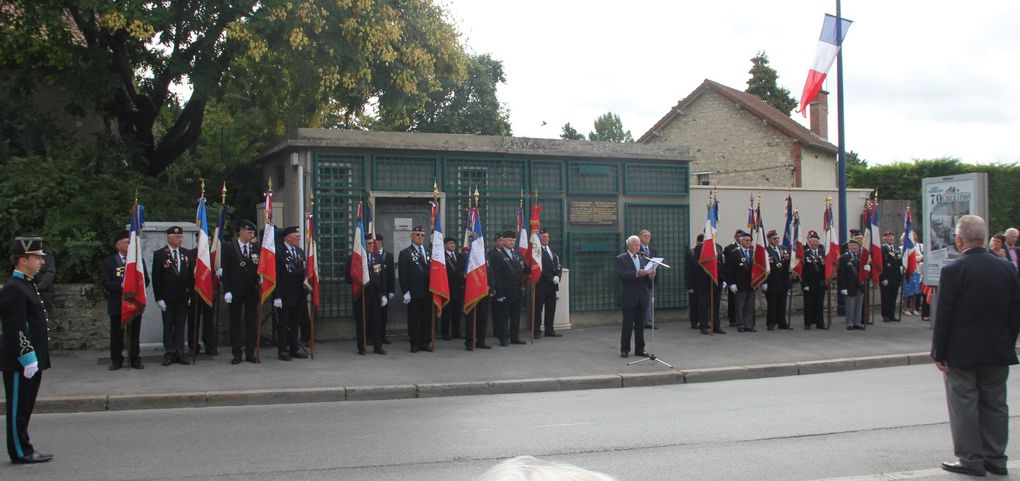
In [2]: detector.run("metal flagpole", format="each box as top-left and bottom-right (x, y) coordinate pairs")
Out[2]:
(192, 179), (205, 364)
(308, 190), (316, 360)
(529, 189), (537, 344)
(836, 0), (849, 253)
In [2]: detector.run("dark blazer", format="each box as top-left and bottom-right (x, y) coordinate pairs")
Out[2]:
(101, 253), (149, 317)
(398, 244), (431, 300)
(881, 244), (903, 283)
(537, 245), (562, 292)
(764, 244), (790, 293)
(444, 250), (466, 298)
(801, 245), (827, 291)
(689, 242), (725, 293)
(378, 249), (396, 297)
(0, 273), (51, 371)
(932, 247), (1020, 369)
(726, 246), (753, 292)
(836, 252), (864, 295)
(616, 251), (652, 309)
(490, 247), (525, 301)
(275, 243), (306, 306)
(221, 240), (260, 298)
(151, 246), (194, 303)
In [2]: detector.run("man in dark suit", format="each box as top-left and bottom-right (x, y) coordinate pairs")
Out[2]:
(399, 226), (432, 352)
(617, 235), (654, 358)
(346, 235), (386, 355)
(764, 230), (791, 330)
(723, 230), (741, 326)
(534, 228), (563, 338)
(726, 231), (755, 333)
(690, 234), (726, 335)
(802, 230), (828, 330)
(187, 232), (217, 356)
(152, 226), (194, 366)
(638, 230), (658, 329)
(837, 239), (865, 331)
(1, 236), (54, 464)
(221, 220), (260, 364)
(932, 215), (1020, 477)
(490, 230), (527, 346)
(441, 237), (465, 340)
(880, 230), (903, 322)
(101, 230), (149, 370)
(273, 226), (309, 361)
(374, 235), (396, 344)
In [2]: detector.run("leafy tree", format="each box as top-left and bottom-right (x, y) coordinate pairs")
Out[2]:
(847, 150), (867, 168)
(0, 0), (467, 176)
(746, 52), (797, 116)
(560, 122), (585, 140)
(378, 54), (511, 135)
(587, 112), (633, 143)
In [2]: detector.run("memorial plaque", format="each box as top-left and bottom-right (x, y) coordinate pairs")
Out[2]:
(569, 200), (618, 226)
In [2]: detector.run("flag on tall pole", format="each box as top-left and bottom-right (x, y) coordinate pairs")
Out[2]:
(364, 200), (375, 238)
(194, 187), (214, 307)
(823, 199), (839, 282)
(791, 210), (803, 279)
(429, 201), (450, 311)
(516, 200), (528, 258)
(902, 207), (918, 278)
(698, 192), (719, 284)
(463, 207), (489, 314)
(746, 194), (755, 233)
(526, 201), (542, 284)
(751, 199), (770, 289)
(462, 191), (475, 253)
(797, 13), (853, 116)
(782, 193), (794, 251)
(305, 206), (320, 308)
(868, 198), (883, 282)
(211, 183), (227, 289)
(257, 186), (277, 303)
(121, 197), (146, 325)
(350, 202), (369, 300)
(858, 202), (872, 284)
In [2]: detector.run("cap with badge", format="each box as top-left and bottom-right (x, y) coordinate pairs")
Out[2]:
(238, 219), (256, 231)
(115, 230), (130, 243)
(412, 226), (425, 233)
(766, 230), (778, 239)
(444, 236), (457, 244)
(539, 228), (549, 235)
(166, 226), (183, 235)
(807, 230), (820, 239)
(10, 236), (45, 257)
(501, 230), (516, 239)
(282, 226), (300, 236)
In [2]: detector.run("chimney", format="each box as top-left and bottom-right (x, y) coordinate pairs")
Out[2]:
(809, 90), (829, 140)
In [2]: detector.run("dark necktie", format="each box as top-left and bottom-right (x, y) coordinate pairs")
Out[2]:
(243, 244), (249, 258)
(172, 250), (179, 269)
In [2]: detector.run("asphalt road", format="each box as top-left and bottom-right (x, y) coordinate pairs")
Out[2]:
(4, 364), (1018, 481)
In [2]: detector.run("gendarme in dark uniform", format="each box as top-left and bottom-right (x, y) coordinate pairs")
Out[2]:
(151, 226), (194, 366)
(1, 236), (53, 464)
(763, 230), (791, 330)
(801, 230), (828, 330)
(101, 230), (149, 370)
(220, 220), (260, 364)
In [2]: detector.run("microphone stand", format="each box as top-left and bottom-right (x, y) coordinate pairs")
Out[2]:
(628, 253), (673, 368)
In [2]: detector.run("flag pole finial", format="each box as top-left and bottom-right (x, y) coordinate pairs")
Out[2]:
(220, 181), (227, 205)
(433, 179), (440, 203)
(473, 186), (480, 206)
(199, 177), (206, 198)
(267, 177), (273, 193)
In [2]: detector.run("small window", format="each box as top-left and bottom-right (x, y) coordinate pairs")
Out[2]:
(695, 172), (712, 186)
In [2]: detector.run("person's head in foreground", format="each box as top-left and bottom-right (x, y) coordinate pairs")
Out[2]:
(476, 456), (618, 481)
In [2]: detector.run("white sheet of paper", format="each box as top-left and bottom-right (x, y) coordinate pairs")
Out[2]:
(643, 257), (665, 273)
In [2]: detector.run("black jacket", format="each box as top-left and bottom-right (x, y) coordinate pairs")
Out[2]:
(151, 246), (194, 303)
(378, 249), (396, 297)
(275, 243), (307, 306)
(931, 248), (1020, 368)
(221, 240), (260, 298)
(688, 242), (725, 293)
(726, 245), (753, 292)
(764, 244), (790, 293)
(101, 253), (149, 317)
(881, 244), (903, 283)
(0, 273), (51, 371)
(398, 244), (431, 300)
(836, 252), (863, 296)
(801, 245), (827, 291)
(444, 250), (466, 298)
(489, 247), (525, 301)
(616, 251), (652, 309)
(537, 245), (562, 292)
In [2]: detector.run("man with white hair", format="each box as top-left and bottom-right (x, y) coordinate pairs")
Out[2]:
(616, 235), (654, 358)
(1003, 227), (1019, 273)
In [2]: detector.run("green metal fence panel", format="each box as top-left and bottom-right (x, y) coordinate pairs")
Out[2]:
(624, 163), (690, 196)
(531, 160), (565, 193)
(568, 231), (621, 312)
(312, 152), (367, 320)
(372, 154), (439, 191)
(624, 203), (690, 308)
(442, 157), (526, 194)
(568, 161), (620, 194)
(534, 196), (565, 265)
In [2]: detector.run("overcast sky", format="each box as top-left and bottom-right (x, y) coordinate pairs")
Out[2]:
(439, 0), (1020, 166)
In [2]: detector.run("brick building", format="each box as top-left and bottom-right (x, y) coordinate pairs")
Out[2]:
(638, 79), (837, 189)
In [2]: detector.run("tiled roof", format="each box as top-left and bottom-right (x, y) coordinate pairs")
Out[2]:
(637, 79), (837, 154)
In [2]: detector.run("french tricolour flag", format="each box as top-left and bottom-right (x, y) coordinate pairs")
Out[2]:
(902, 208), (918, 278)
(429, 202), (450, 311)
(121, 200), (146, 324)
(463, 208), (489, 314)
(797, 14), (852, 117)
(194, 196), (214, 307)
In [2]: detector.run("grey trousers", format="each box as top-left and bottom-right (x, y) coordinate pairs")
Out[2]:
(944, 366), (1010, 470)
(734, 291), (754, 329)
(844, 294), (862, 327)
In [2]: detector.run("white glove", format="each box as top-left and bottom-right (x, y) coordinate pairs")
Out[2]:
(403, 292), (411, 304)
(863, 264), (871, 272)
(688, 289), (694, 294)
(381, 295), (388, 307)
(721, 282), (727, 290)
(729, 284), (738, 293)
(23, 361), (38, 379)
(273, 298), (283, 309)
(761, 283), (768, 291)
(552, 276), (560, 285)
(840, 289), (848, 296)
(388, 293), (395, 300)
(803, 286), (810, 292)
(497, 297), (507, 302)
(157, 300), (167, 311)
(881, 279), (888, 286)
(216, 268), (223, 278)
(224, 292), (233, 304)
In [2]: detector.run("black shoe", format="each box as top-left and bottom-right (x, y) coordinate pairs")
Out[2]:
(162, 356), (173, 367)
(420, 344), (433, 352)
(510, 339), (527, 345)
(621, 352), (629, 358)
(854, 325), (866, 330)
(476, 343), (492, 349)
(644, 325), (652, 329)
(374, 347), (387, 355)
(804, 325), (812, 330)
(700, 328), (711, 335)
(713, 329), (727, 334)
(533, 331), (543, 339)
(381, 338), (392, 344)
(175, 356), (191, 365)
(245, 354), (260, 364)
(357, 349), (367, 355)
(499, 339), (509, 347)
(410, 346), (420, 353)
(891, 317), (900, 322)
(231, 355), (242, 365)
(290, 351), (308, 359)
(636, 351), (651, 357)
(452, 333), (464, 339)
(546, 332), (562, 337)
(130, 360), (144, 369)
(767, 326), (775, 331)
(746, 328), (757, 332)
(882, 317), (892, 323)
(984, 463), (1008, 475)
(817, 326), (829, 330)
(15, 451), (53, 464)
(109, 362), (122, 371)
(941, 461), (985, 476)
(442, 336), (452, 341)
(847, 326), (855, 330)
(278, 352), (292, 361)
(737, 327), (746, 333)
(207, 348), (218, 356)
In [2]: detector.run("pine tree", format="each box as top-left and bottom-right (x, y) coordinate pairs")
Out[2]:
(746, 52), (797, 116)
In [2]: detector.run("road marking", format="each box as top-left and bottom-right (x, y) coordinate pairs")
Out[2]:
(805, 461), (1017, 481)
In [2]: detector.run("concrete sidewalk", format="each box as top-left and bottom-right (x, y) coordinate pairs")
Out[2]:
(27, 313), (936, 413)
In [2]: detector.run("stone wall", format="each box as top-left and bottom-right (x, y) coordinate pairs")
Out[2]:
(49, 284), (108, 350)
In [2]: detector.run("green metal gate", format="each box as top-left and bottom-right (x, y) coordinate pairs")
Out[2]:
(312, 152), (366, 320)
(568, 231), (621, 312)
(624, 203), (689, 308)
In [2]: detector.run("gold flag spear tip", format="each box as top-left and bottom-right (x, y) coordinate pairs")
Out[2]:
(267, 177), (273, 192)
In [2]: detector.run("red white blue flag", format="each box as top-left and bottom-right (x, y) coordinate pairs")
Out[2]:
(797, 14), (852, 116)
(257, 192), (277, 303)
(194, 196), (214, 307)
(463, 208), (489, 314)
(698, 194), (719, 284)
(902, 207), (918, 278)
(429, 202), (450, 311)
(121, 200), (146, 325)
(350, 202), (369, 300)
